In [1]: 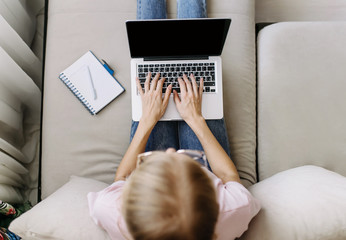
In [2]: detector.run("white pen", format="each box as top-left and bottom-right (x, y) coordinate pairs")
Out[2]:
(87, 66), (97, 100)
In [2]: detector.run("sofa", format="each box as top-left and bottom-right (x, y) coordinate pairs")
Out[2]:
(8, 0), (346, 239)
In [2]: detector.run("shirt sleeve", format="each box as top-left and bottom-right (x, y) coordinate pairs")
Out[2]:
(202, 168), (261, 240)
(87, 181), (129, 240)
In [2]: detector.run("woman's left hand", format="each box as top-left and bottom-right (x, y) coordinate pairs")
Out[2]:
(136, 72), (172, 126)
(173, 74), (204, 126)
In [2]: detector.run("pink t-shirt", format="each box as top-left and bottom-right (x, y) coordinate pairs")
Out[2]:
(88, 168), (261, 240)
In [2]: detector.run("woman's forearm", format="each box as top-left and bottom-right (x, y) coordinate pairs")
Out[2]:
(188, 117), (241, 184)
(115, 74), (171, 181)
(114, 120), (154, 181)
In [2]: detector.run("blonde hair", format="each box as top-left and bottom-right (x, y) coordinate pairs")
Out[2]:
(122, 152), (219, 240)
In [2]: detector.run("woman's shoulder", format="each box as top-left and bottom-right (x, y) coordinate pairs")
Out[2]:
(88, 180), (126, 207)
(201, 167), (260, 211)
(87, 180), (129, 239)
(203, 168), (261, 240)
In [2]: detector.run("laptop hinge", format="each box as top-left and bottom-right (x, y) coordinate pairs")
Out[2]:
(143, 55), (209, 61)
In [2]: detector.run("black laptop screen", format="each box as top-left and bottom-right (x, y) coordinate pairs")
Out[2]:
(126, 18), (231, 59)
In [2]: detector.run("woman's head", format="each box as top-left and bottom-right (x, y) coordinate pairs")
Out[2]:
(122, 150), (219, 240)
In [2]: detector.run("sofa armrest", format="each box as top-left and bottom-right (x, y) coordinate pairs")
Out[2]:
(257, 22), (346, 180)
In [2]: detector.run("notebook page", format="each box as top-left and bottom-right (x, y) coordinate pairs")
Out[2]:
(60, 51), (124, 114)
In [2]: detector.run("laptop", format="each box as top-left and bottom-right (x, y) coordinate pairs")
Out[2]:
(126, 18), (231, 121)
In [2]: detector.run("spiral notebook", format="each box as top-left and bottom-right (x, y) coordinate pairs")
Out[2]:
(59, 51), (125, 115)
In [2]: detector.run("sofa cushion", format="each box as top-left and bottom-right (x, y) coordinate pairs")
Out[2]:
(9, 176), (111, 239)
(257, 22), (346, 180)
(240, 165), (346, 240)
(42, 0), (257, 199)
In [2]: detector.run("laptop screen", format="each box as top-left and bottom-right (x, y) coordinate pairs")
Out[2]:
(126, 18), (231, 60)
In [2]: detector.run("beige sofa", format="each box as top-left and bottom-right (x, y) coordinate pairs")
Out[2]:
(9, 0), (346, 239)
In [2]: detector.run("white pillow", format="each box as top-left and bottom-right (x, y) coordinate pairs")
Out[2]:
(9, 176), (111, 239)
(240, 165), (346, 240)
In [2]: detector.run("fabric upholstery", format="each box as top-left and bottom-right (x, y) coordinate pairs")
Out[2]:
(41, 0), (257, 198)
(0, 0), (43, 205)
(9, 176), (111, 239)
(240, 166), (346, 240)
(257, 22), (346, 180)
(256, 0), (346, 23)
(10, 1), (346, 239)
(0, 0), (35, 45)
(11, 167), (346, 240)
(0, 184), (23, 204)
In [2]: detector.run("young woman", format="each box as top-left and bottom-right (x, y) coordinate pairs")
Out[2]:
(88, 1), (260, 239)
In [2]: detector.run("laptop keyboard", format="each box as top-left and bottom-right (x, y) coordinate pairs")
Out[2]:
(137, 62), (216, 93)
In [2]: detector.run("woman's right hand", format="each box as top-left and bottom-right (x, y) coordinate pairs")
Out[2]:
(173, 74), (204, 125)
(137, 72), (172, 127)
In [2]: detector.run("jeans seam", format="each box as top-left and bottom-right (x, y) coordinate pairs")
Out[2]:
(177, 122), (181, 149)
(138, 0), (141, 19)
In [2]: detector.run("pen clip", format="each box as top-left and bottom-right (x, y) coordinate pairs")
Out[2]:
(102, 59), (115, 76)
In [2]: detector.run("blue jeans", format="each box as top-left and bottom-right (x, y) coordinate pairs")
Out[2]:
(133, 0), (230, 161)
(130, 120), (231, 158)
(137, 0), (208, 19)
